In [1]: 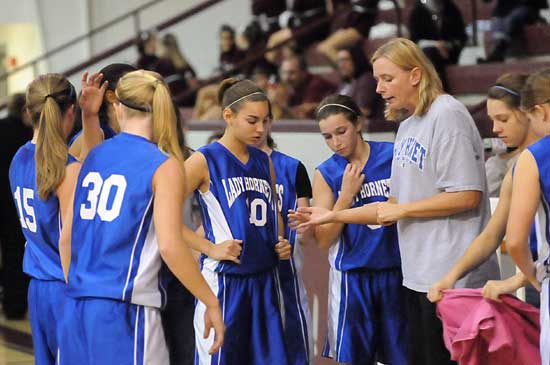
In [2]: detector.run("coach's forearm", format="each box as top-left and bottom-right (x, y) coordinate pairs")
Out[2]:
(401, 190), (482, 219)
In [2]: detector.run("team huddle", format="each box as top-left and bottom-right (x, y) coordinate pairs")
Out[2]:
(8, 37), (550, 365)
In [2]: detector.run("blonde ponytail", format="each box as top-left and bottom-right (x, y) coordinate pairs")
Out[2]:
(152, 82), (184, 167)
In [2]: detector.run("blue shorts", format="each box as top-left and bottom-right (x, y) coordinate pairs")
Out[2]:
(59, 297), (168, 365)
(195, 268), (288, 365)
(323, 268), (408, 365)
(278, 244), (312, 365)
(28, 278), (66, 365)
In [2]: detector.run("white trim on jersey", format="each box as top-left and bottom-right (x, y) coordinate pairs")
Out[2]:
(133, 306), (140, 365)
(195, 268), (222, 365)
(535, 197), (550, 283)
(289, 246), (312, 363)
(131, 220), (163, 307)
(122, 197), (154, 301)
(540, 279), (549, 365)
(143, 306), (169, 365)
(274, 267), (286, 328)
(199, 190), (235, 272)
(326, 266), (344, 359)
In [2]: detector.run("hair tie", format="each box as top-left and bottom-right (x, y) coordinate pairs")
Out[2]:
(226, 91), (265, 109)
(493, 85), (520, 97)
(317, 103), (357, 115)
(44, 94), (54, 102)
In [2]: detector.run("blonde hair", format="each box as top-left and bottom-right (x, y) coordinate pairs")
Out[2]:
(371, 38), (443, 121)
(26, 74), (75, 200)
(115, 70), (184, 167)
(521, 68), (550, 112)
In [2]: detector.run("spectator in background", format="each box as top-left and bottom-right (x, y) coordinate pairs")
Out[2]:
(136, 31), (176, 77)
(409, 0), (467, 90)
(251, 64), (288, 120)
(0, 93), (32, 319)
(250, 0), (286, 36)
(336, 45), (382, 118)
(278, 54), (337, 118)
(161, 33), (198, 106)
(478, 0), (548, 63)
(218, 24), (246, 75)
(317, 0), (380, 65)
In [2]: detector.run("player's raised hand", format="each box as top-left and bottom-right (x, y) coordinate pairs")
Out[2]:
(80, 71), (108, 116)
(275, 236), (291, 260)
(203, 302), (225, 355)
(207, 239), (243, 264)
(340, 163), (364, 201)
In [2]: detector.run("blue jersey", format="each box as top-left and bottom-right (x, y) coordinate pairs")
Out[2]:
(68, 121), (116, 147)
(196, 142), (278, 275)
(9, 142), (78, 281)
(66, 133), (169, 308)
(271, 150), (300, 246)
(527, 136), (550, 281)
(317, 141), (401, 271)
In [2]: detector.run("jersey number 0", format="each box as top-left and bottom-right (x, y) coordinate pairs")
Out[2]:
(80, 172), (127, 222)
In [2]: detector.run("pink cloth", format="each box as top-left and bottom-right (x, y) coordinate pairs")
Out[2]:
(436, 288), (540, 365)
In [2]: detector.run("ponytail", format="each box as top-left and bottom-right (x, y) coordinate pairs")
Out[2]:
(152, 82), (184, 167)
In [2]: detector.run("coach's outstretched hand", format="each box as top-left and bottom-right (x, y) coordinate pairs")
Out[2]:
(207, 239), (243, 264)
(275, 236), (292, 260)
(204, 302), (225, 355)
(288, 206), (335, 230)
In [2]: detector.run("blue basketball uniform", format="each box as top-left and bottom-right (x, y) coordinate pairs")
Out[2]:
(194, 142), (287, 365)
(60, 132), (170, 365)
(526, 136), (550, 365)
(317, 141), (407, 365)
(9, 141), (78, 365)
(271, 150), (312, 365)
(68, 121), (116, 146)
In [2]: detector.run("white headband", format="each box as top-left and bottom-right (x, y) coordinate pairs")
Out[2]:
(317, 103), (357, 115)
(226, 91), (265, 109)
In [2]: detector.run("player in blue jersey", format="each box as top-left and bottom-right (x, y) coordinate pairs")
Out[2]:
(58, 70), (225, 365)
(184, 78), (292, 365)
(428, 73), (540, 304)
(253, 110), (314, 365)
(69, 63), (136, 160)
(9, 73), (80, 365)
(505, 69), (550, 364)
(290, 94), (407, 365)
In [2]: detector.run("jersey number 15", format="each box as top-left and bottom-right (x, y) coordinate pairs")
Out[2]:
(80, 172), (127, 222)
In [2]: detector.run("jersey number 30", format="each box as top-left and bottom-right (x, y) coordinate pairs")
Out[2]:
(80, 172), (127, 222)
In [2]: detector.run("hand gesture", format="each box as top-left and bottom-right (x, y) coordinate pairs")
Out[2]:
(288, 206), (335, 230)
(203, 303), (225, 355)
(340, 164), (364, 201)
(376, 201), (404, 226)
(207, 239), (243, 264)
(80, 71), (108, 117)
(275, 236), (292, 260)
(427, 276), (455, 303)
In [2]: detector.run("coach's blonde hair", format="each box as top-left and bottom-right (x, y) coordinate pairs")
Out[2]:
(521, 68), (550, 112)
(371, 38), (443, 121)
(115, 70), (184, 167)
(26, 74), (75, 200)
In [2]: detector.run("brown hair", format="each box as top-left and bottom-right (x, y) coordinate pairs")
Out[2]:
(115, 70), (184, 166)
(26, 74), (76, 199)
(217, 78), (268, 113)
(315, 94), (362, 125)
(371, 38), (443, 121)
(521, 68), (550, 111)
(487, 73), (528, 109)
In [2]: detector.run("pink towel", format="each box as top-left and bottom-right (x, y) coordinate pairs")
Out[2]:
(436, 288), (540, 365)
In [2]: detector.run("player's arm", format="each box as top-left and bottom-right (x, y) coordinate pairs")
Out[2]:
(153, 157), (224, 354)
(78, 72), (108, 161)
(269, 156), (291, 260)
(506, 150), (541, 290)
(57, 162), (82, 281)
(181, 152), (242, 263)
(428, 170), (512, 302)
(482, 272), (531, 302)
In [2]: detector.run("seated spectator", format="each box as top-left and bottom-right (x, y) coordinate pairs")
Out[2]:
(0, 93), (32, 319)
(250, 0), (286, 36)
(277, 55), (337, 118)
(409, 0), (467, 89)
(266, 0), (330, 63)
(317, 0), (380, 65)
(251, 64), (287, 120)
(237, 20), (279, 77)
(218, 24), (246, 75)
(192, 84), (221, 121)
(478, 0), (548, 63)
(336, 45), (382, 118)
(160, 33), (198, 106)
(136, 31), (176, 77)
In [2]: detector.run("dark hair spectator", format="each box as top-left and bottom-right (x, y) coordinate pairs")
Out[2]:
(218, 24), (246, 75)
(409, 0), (467, 90)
